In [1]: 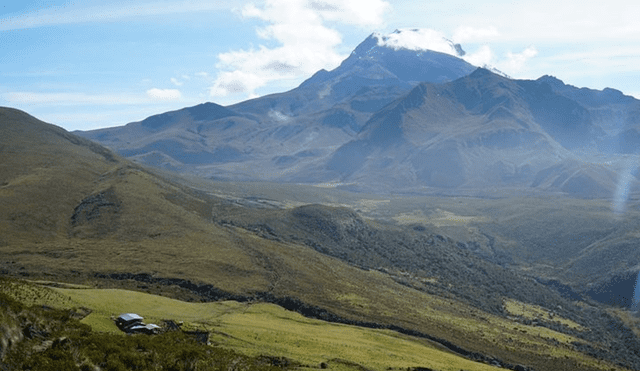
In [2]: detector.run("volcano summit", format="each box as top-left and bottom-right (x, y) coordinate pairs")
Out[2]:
(76, 30), (640, 198)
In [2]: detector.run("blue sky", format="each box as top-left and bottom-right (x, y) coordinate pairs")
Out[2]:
(2, 0), (640, 131)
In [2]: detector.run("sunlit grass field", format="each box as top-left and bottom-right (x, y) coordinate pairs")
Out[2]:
(1, 278), (628, 371)
(38, 284), (505, 371)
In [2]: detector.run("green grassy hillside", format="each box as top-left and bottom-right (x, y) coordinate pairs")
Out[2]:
(1, 107), (639, 371)
(189, 179), (640, 307)
(0, 286), (287, 371)
(1, 278), (627, 371)
(3, 280), (503, 370)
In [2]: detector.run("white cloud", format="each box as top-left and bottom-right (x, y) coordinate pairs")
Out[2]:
(457, 45), (538, 76)
(389, 1), (640, 44)
(501, 46), (538, 74)
(370, 27), (536, 77)
(146, 88), (182, 101)
(309, 0), (390, 26)
(453, 26), (500, 43)
(374, 29), (459, 55)
(210, 70), (265, 97)
(170, 77), (183, 86)
(210, 0), (390, 98)
(369, 27), (537, 77)
(462, 45), (495, 67)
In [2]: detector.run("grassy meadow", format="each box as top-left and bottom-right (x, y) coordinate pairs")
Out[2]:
(1, 278), (629, 371)
(2, 279), (503, 371)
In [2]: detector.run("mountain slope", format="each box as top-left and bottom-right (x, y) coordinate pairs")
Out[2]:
(291, 68), (622, 195)
(536, 75), (640, 155)
(76, 30), (477, 181)
(4, 107), (640, 370)
(75, 40), (640, 197)
(232, 30), (475, 116)
(538, 75), (640, 134)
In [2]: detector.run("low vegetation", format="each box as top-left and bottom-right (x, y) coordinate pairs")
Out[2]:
(503, 299), (584, 331)
(0, 279), (505, 371)
(0, 291), (290, 371)
(1, 278), (634, 371)
(2, 108), (640, 371)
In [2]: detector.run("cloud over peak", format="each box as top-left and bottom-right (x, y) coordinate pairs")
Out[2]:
(210, 0), (391, 99)
(371, 27), (538, 78)
(374, 28), (462, 55)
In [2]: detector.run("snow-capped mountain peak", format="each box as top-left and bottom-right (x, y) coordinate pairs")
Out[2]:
(373, 28), (465, 57)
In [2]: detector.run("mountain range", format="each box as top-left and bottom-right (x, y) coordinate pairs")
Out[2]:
(72, 28), (640, 312)
(77, 30), (640, 198)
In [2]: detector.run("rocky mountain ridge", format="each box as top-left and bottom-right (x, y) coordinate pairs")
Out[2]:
(76, 31), (640, 197)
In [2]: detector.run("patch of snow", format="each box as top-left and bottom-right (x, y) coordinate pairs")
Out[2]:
(373, 29), (463, 57)
(373, 28), (510, 77)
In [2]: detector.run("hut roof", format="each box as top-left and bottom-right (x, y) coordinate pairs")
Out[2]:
(117, 313), (144, 322)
